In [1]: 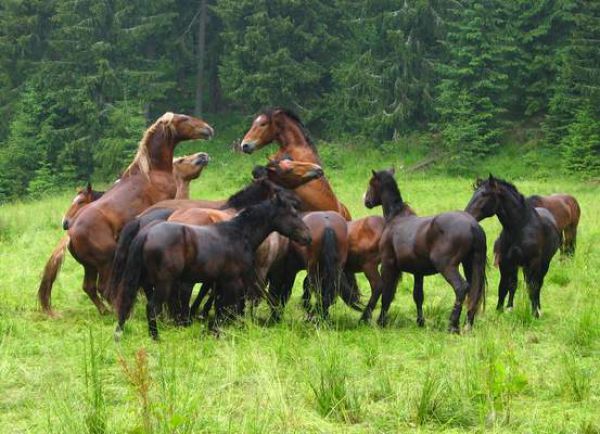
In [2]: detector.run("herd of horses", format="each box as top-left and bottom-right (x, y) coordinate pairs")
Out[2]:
(36, 108), (581, 339)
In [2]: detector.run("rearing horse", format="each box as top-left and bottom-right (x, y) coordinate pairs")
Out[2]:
(42, 113), (214, 315)
(239, 107), (351, 220)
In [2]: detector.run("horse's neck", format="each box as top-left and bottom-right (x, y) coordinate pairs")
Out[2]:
(148, 129), (177, 172)
(381, 187), (408, 221)
(274, 122), (320, 164)
(174, 178), (190, 199)
(497, 191), (531, 231)
(230, 212), (274, 252)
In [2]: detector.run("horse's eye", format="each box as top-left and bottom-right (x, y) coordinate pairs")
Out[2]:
(260, 122), (268, 127)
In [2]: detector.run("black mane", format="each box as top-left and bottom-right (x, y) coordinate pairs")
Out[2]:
(224, 179), (273, 210)
(477, 176), (526, 206)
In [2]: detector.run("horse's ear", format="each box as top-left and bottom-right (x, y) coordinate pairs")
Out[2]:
(371, 169), (377, 177)
(252, 166), (268, 179)
(86, 182), (92, 193)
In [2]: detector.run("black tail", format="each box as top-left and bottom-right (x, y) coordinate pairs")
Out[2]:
(109, 208), (174, 302)
(467, 224), (487, 316)
(109, 218), (142, 302)
(317, 227), (340, 313)
(115, 229), (151, 329)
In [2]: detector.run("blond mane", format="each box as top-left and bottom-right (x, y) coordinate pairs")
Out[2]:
(122, 112), (176, 178)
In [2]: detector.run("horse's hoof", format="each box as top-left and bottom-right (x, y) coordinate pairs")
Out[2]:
(114, 328), (123, 342)
(376, 317), (388, 327)
(463, 323), (473, 333)
(506, 306), (513, 313)
(448, 325), (460, 334)
(416, 317), (425, 327)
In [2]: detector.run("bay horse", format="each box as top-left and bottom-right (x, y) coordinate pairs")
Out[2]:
(363, 169), (487, 332)
(268, 210), (354, 321)
(240, 107), (351, 220)
(38, 113), (214, 316)
(114, 194), (311, 340)
(345, 215), (385, 311)
(526, 194), (580, 256)
(466, 176), (560, 317)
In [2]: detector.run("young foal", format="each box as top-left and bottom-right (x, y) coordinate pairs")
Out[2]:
(466, 176), (560, 317)
(114, 194), (311, 340)
(363, 169), (487, 332)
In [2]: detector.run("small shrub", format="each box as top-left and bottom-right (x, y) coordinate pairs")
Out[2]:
(559, 353), (591, 402)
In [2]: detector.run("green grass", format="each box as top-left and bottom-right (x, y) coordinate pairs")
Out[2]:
(1, 138), (599, 433)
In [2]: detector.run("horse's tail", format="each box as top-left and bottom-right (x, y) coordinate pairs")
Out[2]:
(339, 270), (364, 312)
(467, 224), (487, 315)
(115, 229), (150, 329)
(108, 218), (143, 302)
(38, 235), (70, 315)
(109, 208), (174, 302)
(565, 196), (581, 255)
(318, 227), (341, 310)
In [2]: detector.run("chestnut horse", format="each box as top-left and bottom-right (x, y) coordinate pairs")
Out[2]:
(38, 152), (211, 316)
(62, 183), (104, 230)
(466, 176), (560, 317)
(527, 194), (580, 256)
(38, 113), (214, 316)
(364, 169), (487, 332)
(240, 107), (351, 220)
(113, 194), (311, 340)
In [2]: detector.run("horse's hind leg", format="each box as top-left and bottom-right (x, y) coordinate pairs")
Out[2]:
(147, 282), (169, 340)
(498, 261), (518, 311)
(524, 264), (547, 318)
(440, 267), (469, 333)
(413, 274), (425, 327)
(360, 263), (384, 323)
(302, 275), (314, 317)
(564, 225), (577, 256)
(83, 266), (109, 315)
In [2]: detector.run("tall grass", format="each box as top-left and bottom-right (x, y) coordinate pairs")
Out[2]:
(0, 142), (599, 432)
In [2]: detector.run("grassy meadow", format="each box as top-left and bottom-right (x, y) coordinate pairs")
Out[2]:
(0, 136), (599, 433)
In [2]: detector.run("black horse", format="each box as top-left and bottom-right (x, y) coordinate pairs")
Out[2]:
(113, 193), (311, 340)
(363, 169), (487, 332)
(465, 175), (561, 317)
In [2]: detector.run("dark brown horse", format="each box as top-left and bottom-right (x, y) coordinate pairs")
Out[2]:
(39, 153), (211, 317)
(240, 108), (351, 220)
(113, 194), (311, 340)
(363, 169), (487, 332)
(38, 113), (214, 316)
(466, 176), (560, 317)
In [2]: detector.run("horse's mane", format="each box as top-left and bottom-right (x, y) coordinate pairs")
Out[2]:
(526, 194), (543, 207)
(225, 178), (274, 210)
(262, 107), (318, 154)
(375, 170), (414, 218)
(122, 112), (176, 179)
(476, 176), (526, 205)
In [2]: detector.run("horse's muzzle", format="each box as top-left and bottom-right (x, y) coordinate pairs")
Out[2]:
(241, 142), (255, 154)
(201, 126), (215, 139)
(62, 219), (70, 230)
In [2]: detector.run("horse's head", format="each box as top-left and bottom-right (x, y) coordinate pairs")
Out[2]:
(254, 157), (323, 189)
(173, 152), (210, 182)
(364, 168), (395, 209)
(270, 193), (311, 246)
(62, 182), (96, 230)
(465, 175), (501, 221)
(168, 113), (214, 141)
(241, 108), (302, 154)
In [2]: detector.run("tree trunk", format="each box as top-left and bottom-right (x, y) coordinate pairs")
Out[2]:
(194, 0), (208, 116)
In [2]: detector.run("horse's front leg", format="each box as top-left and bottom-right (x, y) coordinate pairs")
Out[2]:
(413, 274), (425, 327)
(376, 261), (401, 327)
